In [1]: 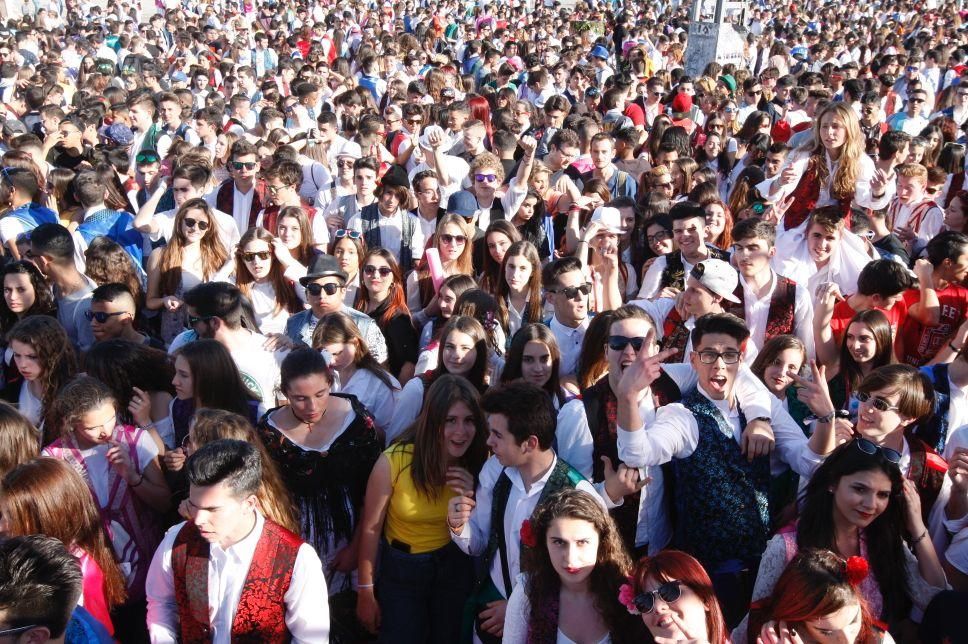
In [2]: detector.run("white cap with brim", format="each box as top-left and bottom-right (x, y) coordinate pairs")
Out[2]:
(690, 259), (741, 303)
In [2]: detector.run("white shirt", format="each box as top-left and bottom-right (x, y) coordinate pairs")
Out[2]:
(145, 513), (330, 644)
(228, 332), (287, 409)
(891, 198), (944, 252)
(450, 454), (612, 598)
(229, 185), (256, 235)
(385, 376), (424, 444)
(150, 206), (240, 252)
(337, 368), (399, 437)
(504, 572), (611, 644)
(549, 316), (589, 378)
(738, 271), (815, 359)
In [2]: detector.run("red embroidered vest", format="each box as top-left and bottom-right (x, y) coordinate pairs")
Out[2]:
(725, 275), (798, 342)
(661, 308), (691, 364)
(171, 518), (302, 644)
(215, 179), (267, 230)
(886, 198), (939, 237)
(260, 203), (318, 236)
(783, 158), (853, 230)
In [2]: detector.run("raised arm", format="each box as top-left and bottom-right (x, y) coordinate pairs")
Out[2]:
(813, 282), (843, 370)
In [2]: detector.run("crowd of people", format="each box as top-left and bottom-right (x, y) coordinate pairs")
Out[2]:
(1, 0), (968, 642)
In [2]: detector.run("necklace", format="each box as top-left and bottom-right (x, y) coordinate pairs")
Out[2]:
(292, 407), (328, 432)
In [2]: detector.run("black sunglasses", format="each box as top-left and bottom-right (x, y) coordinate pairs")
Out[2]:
(551, 283), (592, 300)
(634, 580), (683, 614)
(608, 335), (646, 352)
(187, 314), (214, 326)
(183, 217), (209, 231)
(305, 282), (343, 296)
(84, 310), (126, 323)
(853, 437), (902, 464)
(363, 265), (393, 277)
(231, 161), (258, 170)
(241, 251), (271, 262)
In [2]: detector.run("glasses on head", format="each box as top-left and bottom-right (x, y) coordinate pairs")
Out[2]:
(305, 282), (343, 296)
(231, 161), (258, 170)
(241, 251), (272, 262)
(853, 436), (902, 464)
(335, 229), (362, 240)
(633, 580), (683, 614)
(363, 264), (393, 277)
(84, 310), (126, 323)
(439, 233), (467, 245)
(136, 151), (161, 164)
(608, 335), (647, 352)
(187, 314), (214, 326)
(853, 391), (902, 414)
(647, 230), (672, 245)
(183, 217), (209, 231)
(474, 173), (497, 183)
(551, 283), (592, 300)
(695, 349), (742, 365)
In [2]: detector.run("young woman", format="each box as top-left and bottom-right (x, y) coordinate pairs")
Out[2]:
(0, 401), (39, 477)
(417, 273), (477, 354)
(357, 375), (487, 642)
(329, 228), (366, 307)
(643, 215), (676, 262)
(744, 436), (946, 636)
(576, 310), (615, 392)
(212, 130), (239, 184)
(256, 348), (382, 593)
(83, 341), (175, 449)
(0, 260), (56, 336)
(0, 457), (127, 636)
(84, 237), (145, 307)
(750, 334), (810, 423)
(813, 309), (895, 417)
(277, 205), (319, 268)
(41, 375), (169, 624)
(233, 226), (303, 335)
(749, 548), (892, 644)
(500, 323), (568, 409)
(6, 316), (77, 437)
(496, 241), (544, 339)
(510, 188), (552, 260)
(388, 316), (490, 444)
(703, 199), (734, 251)
(145, 198), (230, 345)
(406, 214), (475, 327)
(312, 311), (400, 439)
(623, 550), (729, 644)
(478, 220), (521, 296)
(355, 248), (418, 383)
(504, 488), (648, 643)
(166, 339), (264, 450)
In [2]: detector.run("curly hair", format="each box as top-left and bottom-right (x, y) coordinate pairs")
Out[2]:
(83, 341), (176, 427)
(84, 236), (144, 306)
(522, 489), (643, 644)
(0, 260), (56, 335)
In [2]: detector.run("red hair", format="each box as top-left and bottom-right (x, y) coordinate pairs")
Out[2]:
(701, 198), (734, 250)
(355, 247), (412, 327)
(468, 94), (494, 141)
(632, 550), (728, 644)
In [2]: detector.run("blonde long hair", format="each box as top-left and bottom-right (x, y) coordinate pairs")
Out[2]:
(801, 102), (864, 200)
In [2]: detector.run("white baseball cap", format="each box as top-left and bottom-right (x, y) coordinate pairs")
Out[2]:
(689, 259), (741, 303)
(590, 206), (623, 234)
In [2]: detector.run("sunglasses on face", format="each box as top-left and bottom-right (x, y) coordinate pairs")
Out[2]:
(363, 264), (393, 277)
(633, 580), (683, 614)
(305, 282), (342, 296)
(853, 391), (902, 414)
(266, 184), (292, 194)
(475, 173), (497, 183)
(608, 335), (647, 352)
(551, 283), (592, 300)
(183, 217), (209, 231)
(242, 251), (271, 262)
(84, 310), (126, 323)
(853, 436), (902, 464)
(231, 161), (258, 170)
(695, 349), (742, 364)
(335, 229), (362, 239)
(439, 233), (467, 245)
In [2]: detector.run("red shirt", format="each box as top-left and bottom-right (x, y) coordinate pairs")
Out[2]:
(624, 103), (646, 127)
(829, 296), (908, 353)
(898, 284), (968, 366)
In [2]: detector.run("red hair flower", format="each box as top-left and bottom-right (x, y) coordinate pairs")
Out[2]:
(618, 577), (640, 615)
(519, 519), (537, 548)
(844, 556), (870, 586)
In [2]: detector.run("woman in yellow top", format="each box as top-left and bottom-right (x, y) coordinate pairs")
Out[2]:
(357, 374), (489, 643)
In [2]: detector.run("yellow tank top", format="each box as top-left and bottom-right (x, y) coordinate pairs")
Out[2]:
(383, 443), (454, 554)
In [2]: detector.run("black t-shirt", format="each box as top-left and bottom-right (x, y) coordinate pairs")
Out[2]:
(873, 233), (911, 265)
(48, 146), (93, 170)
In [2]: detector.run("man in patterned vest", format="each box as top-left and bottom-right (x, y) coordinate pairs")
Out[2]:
(448, 382), (623, 642)
(614, 313), (836, 627)
(726, 218), (814, 357)
(146, 439), (329, 643)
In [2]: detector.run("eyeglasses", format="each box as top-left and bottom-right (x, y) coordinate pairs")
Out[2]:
(0, 625), (40, 637)
(474, 173), (497, 183)
(84, 310), (126, 323)
(550, 283), (592, 300)
(187, 314), (214, 326)
(647, 230), (672, 244)
(439, 233), (467, 245)
(853, 436), (902, 464)
(180, 433), (193, 451)
(241, 251), (272, 262)
(231, 161), (258, 170)
(748, 90), (762, 96)
(608, 335), (647, 352)
(335, 229), (362, 239)
(305, 282), (342, 296)
(633, 580), (683, 614)
(695, 349), (742, 364)
(853, 391), (902, 414)
(363, 264), (393, 277)
(724, 107), (737, 113)
(183, 217), (209, 231)
(266, 183), (291, 194)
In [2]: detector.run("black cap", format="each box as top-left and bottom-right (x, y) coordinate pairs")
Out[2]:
(668, 200), (706, 223)
(299, 254), (348, 286)
(379, 164), (410, 190)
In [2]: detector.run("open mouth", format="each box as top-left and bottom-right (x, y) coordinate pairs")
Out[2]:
(708, 375), (728, 390)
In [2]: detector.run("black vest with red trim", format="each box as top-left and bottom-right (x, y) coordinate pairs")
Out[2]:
(724, 274), (798, 342)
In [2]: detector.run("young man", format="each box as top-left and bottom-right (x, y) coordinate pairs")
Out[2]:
(72, 171), (146, 270)
(256, 160), (317, 235)
(901, 231), (968, 366)
(209, 139), (266, 236)
(88, 283), (164, 348)
(727, 218), (814, 356)
(156, 91), (199, 153)
(638, 201), (729, 299)
(29, 223), (97, 352)
(285, 254), (387, 361)
(543, 256), (591, 381)
(888, 88), (930, 135)
(889, 162), (945, 256)
(447, 382), (623, 641)
(410, 169), (445, 241)
(348, 165), (424, 273)
(146, 440), (329, 642)
(556, 305), (776, 555)
(579, 133), (637, 201)
(319, 156), (379, 240)
(615, 313), (834, 626)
